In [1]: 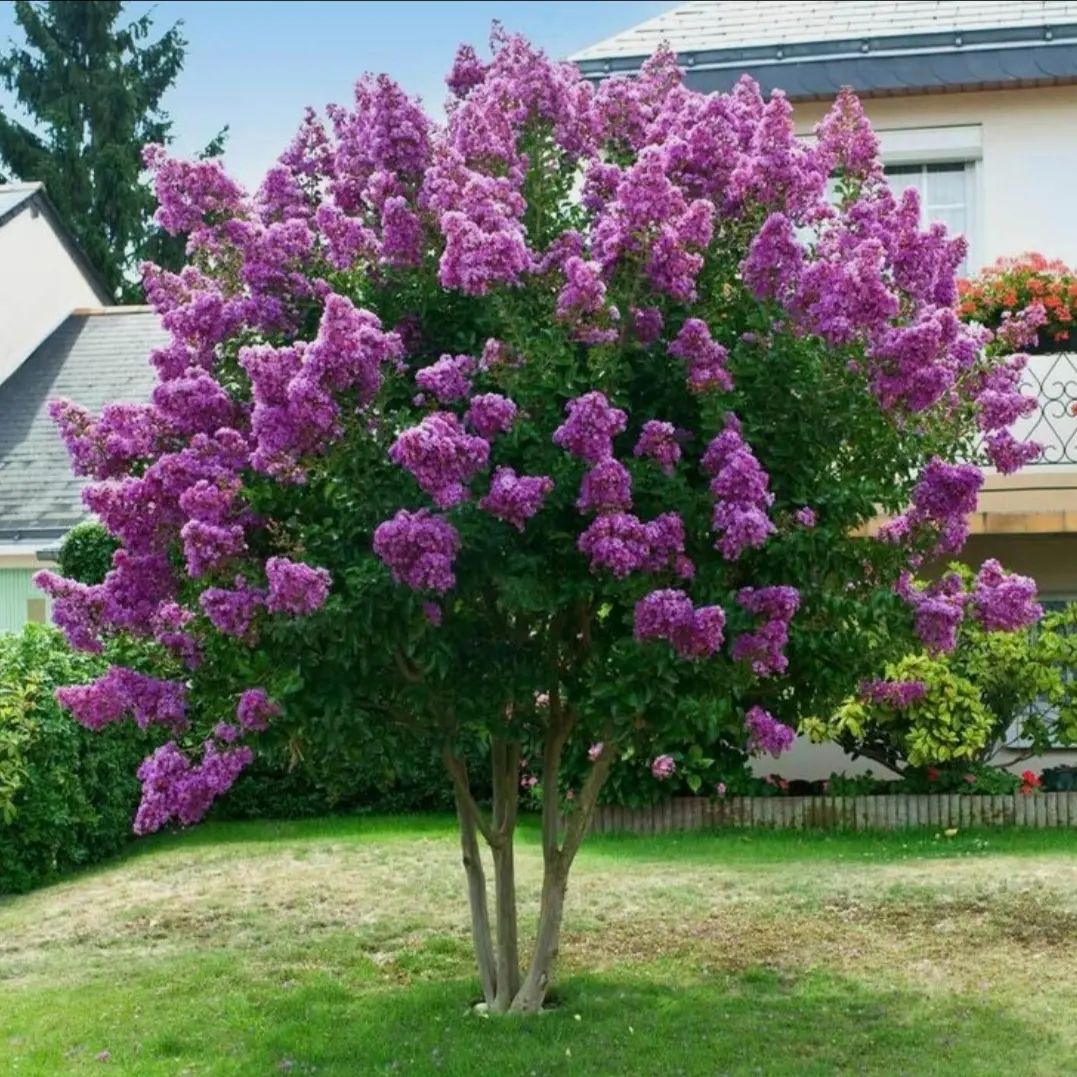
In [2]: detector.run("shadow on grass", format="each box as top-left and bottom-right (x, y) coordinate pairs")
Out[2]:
(2, 953), (1062, 1076)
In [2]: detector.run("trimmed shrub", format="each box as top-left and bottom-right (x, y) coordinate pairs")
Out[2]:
(0, 625), (148, 894)
(56, 521), (119, 586)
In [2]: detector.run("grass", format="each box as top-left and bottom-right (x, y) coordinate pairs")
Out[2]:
(2, 816), (1076, 1075)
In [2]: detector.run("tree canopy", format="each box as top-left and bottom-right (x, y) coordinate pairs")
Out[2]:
(37, 32), (1042, 1012)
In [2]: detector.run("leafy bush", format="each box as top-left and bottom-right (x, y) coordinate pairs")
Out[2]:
(56, 521), (119, 586)
(0, 625), (148, 894)
(217, 727), (485, 819)
(802, 575), (1077, 772)
(894, 763), (1021, 796)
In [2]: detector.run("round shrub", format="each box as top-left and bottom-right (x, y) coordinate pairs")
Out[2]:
(57, 521), (119, 586)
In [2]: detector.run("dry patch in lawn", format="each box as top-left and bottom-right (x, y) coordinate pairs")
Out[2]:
(3, 833), (1077, 1022)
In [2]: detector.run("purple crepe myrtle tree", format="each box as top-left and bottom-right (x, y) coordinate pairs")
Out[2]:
(38, 32), (1042, 1012)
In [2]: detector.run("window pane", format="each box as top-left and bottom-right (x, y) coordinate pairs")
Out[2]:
(932, 206), (966, 238)
(883, 167), (923, 206)
(926, 164), (966, 207)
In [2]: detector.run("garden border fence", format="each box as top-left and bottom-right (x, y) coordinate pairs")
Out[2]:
(588, 793), (1077, 832)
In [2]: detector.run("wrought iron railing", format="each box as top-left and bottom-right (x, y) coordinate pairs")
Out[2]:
(1013, 352), (1077, 465)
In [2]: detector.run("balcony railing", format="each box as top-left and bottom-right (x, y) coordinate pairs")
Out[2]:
(1012, 352), (1077, 466)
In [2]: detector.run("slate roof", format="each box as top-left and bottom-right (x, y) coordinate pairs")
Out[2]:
(0, 310), (166, 542)
(573, 1), (1077, 99)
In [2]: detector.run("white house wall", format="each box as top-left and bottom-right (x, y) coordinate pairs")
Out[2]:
(0, 206), (104, 384)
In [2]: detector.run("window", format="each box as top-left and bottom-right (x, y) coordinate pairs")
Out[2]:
(884, 162), (976, 273)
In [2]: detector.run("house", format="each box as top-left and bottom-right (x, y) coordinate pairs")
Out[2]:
(574, 1), (1077, 774)
(0, 183), (113, 384)
(0, 182), (164, 632)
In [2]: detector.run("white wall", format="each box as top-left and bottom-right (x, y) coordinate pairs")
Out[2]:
(0, 203), (104, 384)
(796, 84), (1077, 272)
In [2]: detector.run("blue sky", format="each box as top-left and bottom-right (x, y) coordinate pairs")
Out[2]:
(0, 1), (676, 189)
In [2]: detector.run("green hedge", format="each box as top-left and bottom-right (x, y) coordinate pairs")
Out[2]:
(0, 625), (148, 894)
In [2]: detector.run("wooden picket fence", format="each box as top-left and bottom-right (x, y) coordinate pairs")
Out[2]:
(589, 792), (1077, 833)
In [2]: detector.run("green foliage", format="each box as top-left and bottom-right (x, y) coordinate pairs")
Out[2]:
(0, 624), (148, 894)
(218, 729), (486, 820)
(0, 1), (226, 298)
(803, 584), (1077, 771)
(56, 521), (119, 585)
(824, 771), (882, 797)
(894, 763), (1021, 796)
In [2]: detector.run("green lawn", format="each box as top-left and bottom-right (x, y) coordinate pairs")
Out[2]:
(2, 816), (1077, 1075)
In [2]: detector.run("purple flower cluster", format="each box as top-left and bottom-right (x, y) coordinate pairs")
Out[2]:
(577, 459), (633, 514)
(741, 213), (804, 304)
(632, 307), (664, 344)
(633, 420), (681, 475)
(373, 509), (461, 592)
(134, 740), (254, 835)
(896, 571), (967, 653)
(552, 392), (628, 463)
(702, 414), (775, 560)
(970, 559), (1042, 632)
(996, 301), (1046, 351)
(579, 512), (692, 579)
(389, 412), (490, 507)
(415, 353), (476, 403)
(984, 430), (1043, 474)
(556, 256), (619, 344)
(591, 146), (715, 302)
(744, 706), (795, 757)
(794, 507), (817, 528)
(33, 571), (105, 653)
(879, 458), (983, 555)
(859, 679), (928, 709)
(243, 295), (403, 480)
(464, 393), (517, 439)
(49, 399), (170, 480)
(265, 557), (332, 616)
(634, 588), (725, 659)
(237, 688), (281, 731)
(479, 467), (554, 530)
(732, 586), (799, 676)
(813, 88), (881, 182)
(668, 319), (732, 393)
(424, 150), (531, 295)
(55, 667), (187, 732)
(200, 577), (266, 638)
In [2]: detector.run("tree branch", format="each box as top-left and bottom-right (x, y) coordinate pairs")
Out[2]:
(442, 744), (499, 849)
(561, 736), (615, 867)
(393, 647), (422, 683)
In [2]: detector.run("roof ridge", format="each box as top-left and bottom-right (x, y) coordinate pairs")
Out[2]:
(70, 305), (154, 316)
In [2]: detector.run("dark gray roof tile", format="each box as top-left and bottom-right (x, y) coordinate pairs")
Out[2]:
(0, 310), (166, 540)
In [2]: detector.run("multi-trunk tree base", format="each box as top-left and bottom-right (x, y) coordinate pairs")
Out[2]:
(443, 717), (613, 1014)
